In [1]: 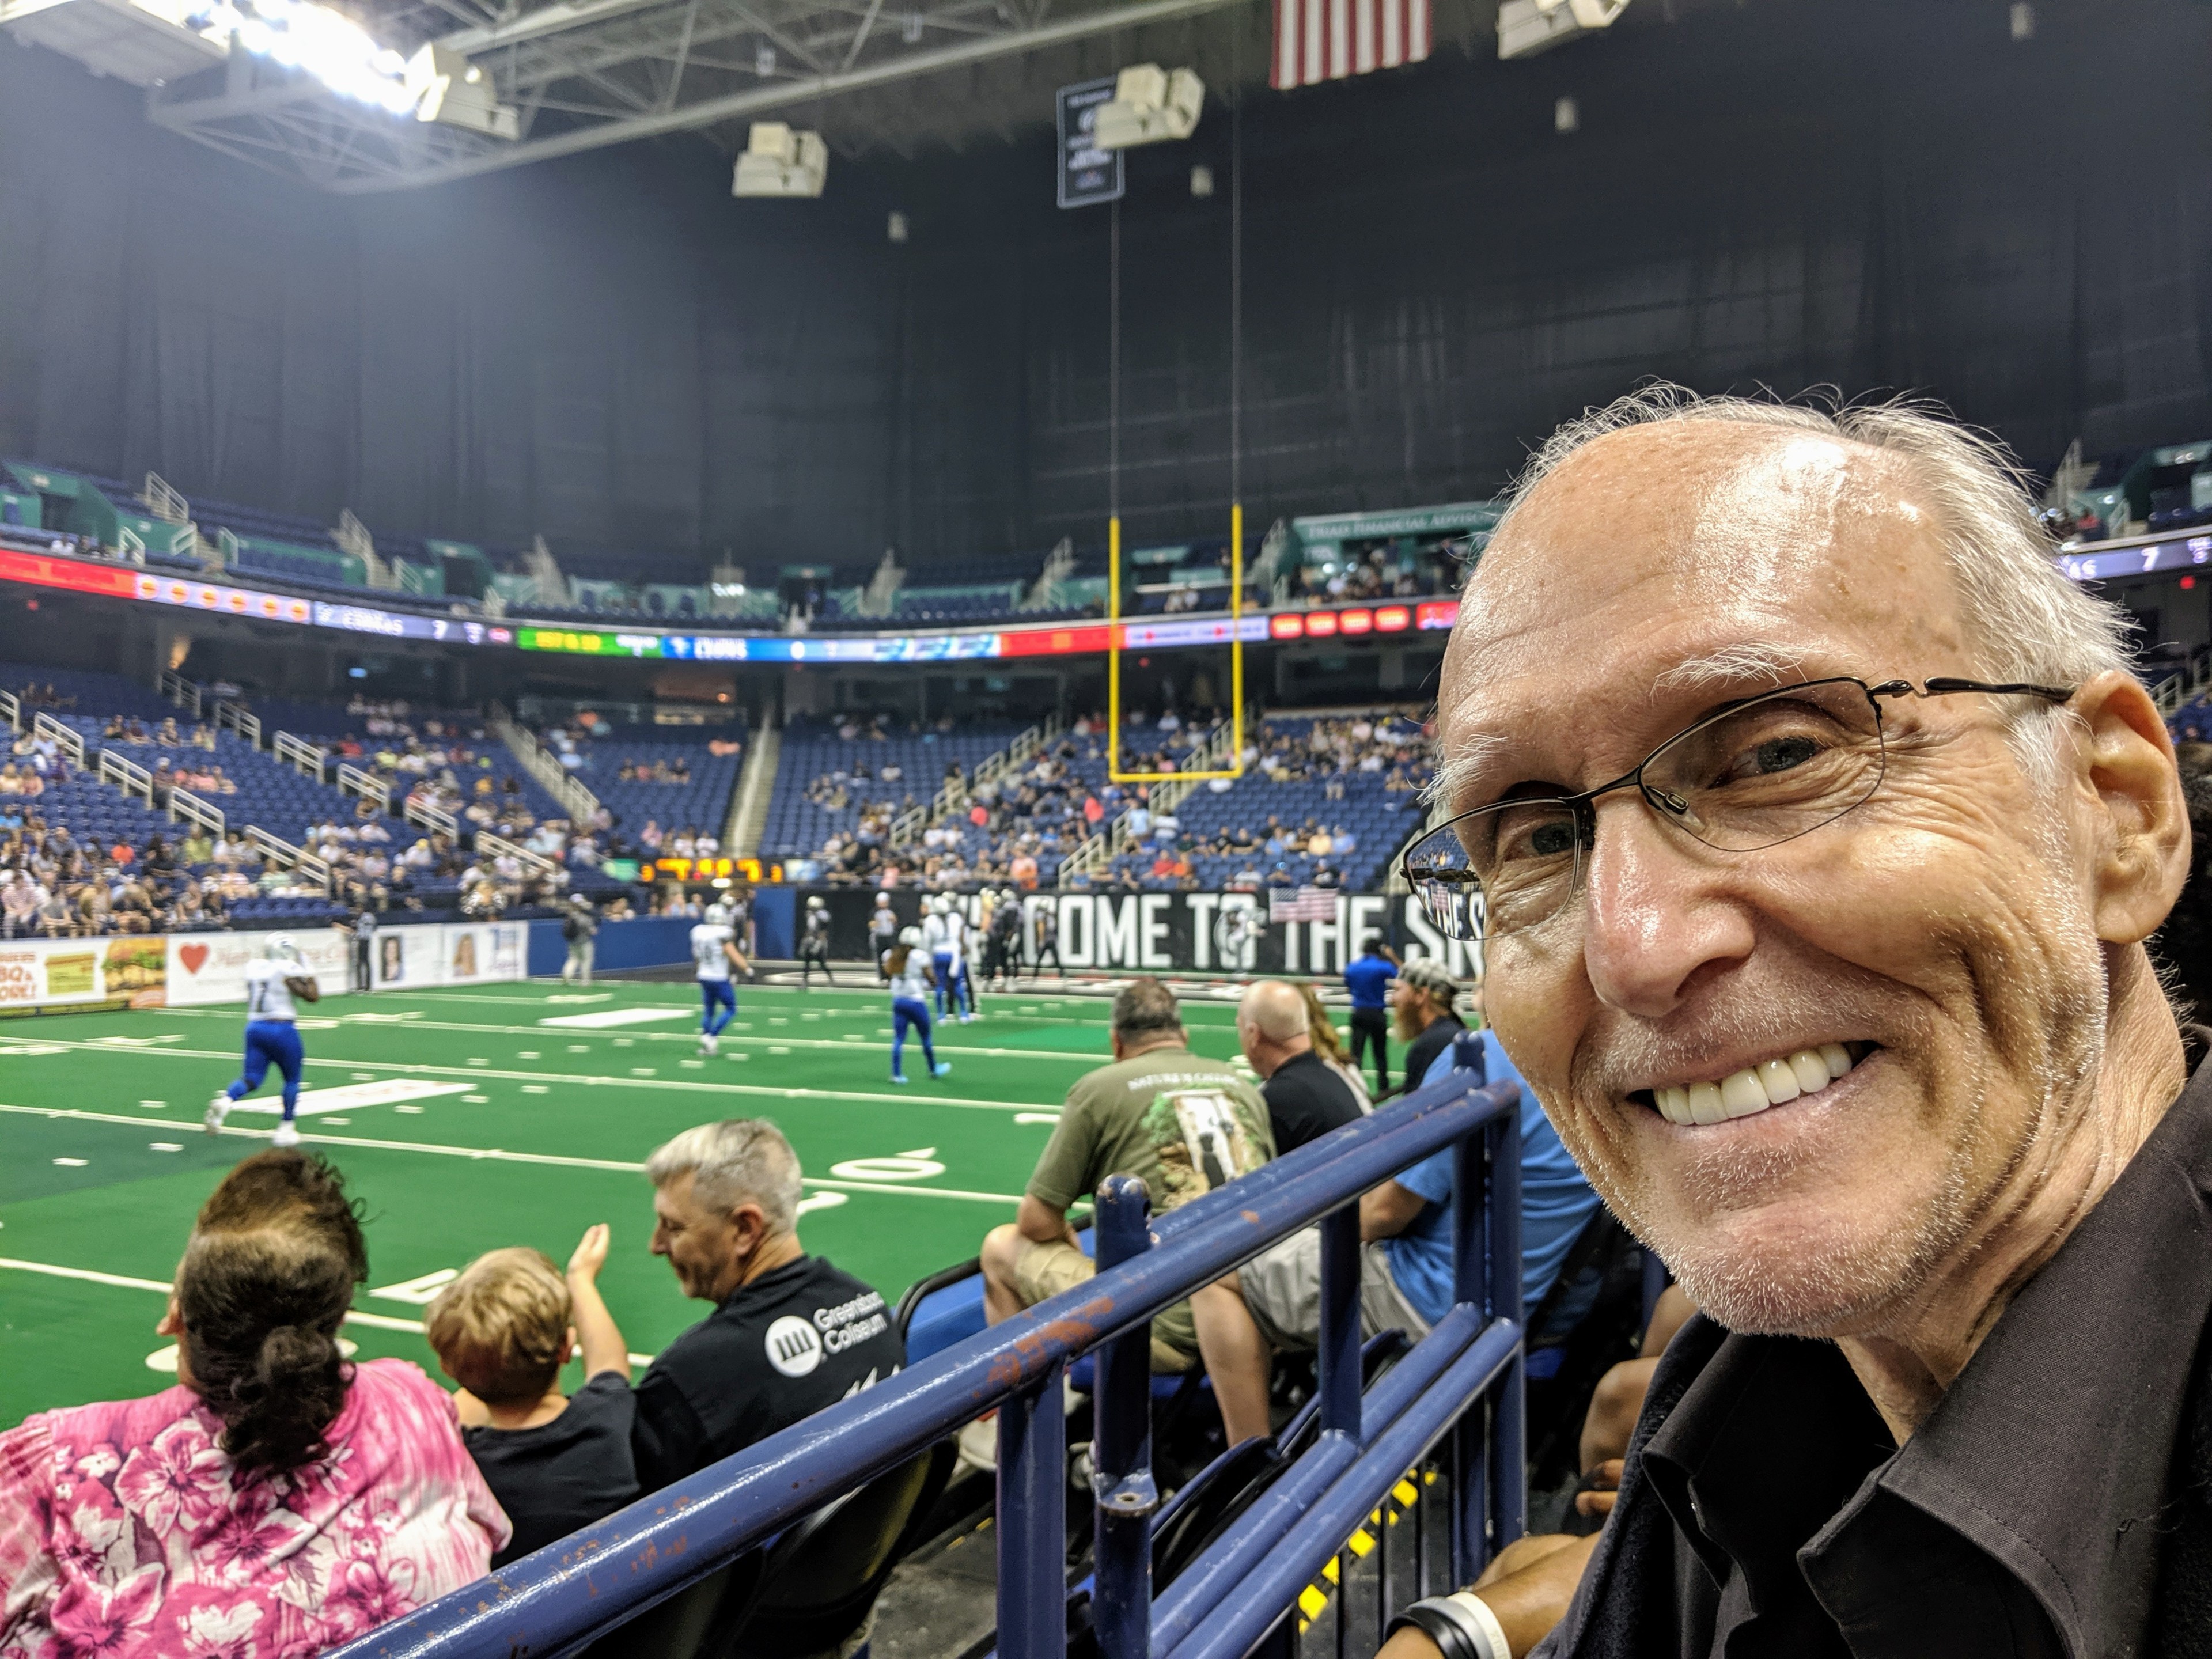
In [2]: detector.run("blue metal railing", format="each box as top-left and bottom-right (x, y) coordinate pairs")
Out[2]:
(329, 1046), (1524, 1659)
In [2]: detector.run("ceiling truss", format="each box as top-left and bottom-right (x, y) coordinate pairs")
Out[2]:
(138, 0), (1253, 191)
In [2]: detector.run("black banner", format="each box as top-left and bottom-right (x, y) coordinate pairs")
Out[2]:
(1056, 78), (1123, 209)
(801, 888), (1484, 980)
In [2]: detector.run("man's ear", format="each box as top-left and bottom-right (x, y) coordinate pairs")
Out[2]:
(2071, 669), (2192, 944)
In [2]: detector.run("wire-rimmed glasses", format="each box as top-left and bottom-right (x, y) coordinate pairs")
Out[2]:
(1400, 676), (2076, 944)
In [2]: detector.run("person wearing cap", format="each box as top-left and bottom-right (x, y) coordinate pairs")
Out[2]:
(1395, 956), (1467, 1092)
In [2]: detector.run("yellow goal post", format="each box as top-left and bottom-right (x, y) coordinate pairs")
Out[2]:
(1107, 505), (1247, 784)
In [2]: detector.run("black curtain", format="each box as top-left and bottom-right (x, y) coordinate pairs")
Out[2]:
(3, 0), (2209, 575)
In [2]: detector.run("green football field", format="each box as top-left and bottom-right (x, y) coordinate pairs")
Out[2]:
(0, 974), (1259, 1430)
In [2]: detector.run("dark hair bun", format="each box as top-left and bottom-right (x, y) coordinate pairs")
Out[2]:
(179, 1151), (368, 1478)
(214, 1323), (351, 1473)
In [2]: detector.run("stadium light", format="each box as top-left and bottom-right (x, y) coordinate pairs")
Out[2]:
(1497, 0), (1630, 60)
(183, 0), (413, 112)
(1094, 65), (1203, 149)
(405, 43), (520, 139)
(734, 122), (828, 197)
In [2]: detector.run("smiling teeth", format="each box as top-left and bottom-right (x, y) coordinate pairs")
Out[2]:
(1654, 1043), (1853, 1126)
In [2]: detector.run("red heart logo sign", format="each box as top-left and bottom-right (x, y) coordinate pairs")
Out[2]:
(179, 944), (209, 974)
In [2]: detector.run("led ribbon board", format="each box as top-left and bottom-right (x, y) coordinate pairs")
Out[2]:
(0, 544), (1449, 662)
(1108, 508), (1245, 784)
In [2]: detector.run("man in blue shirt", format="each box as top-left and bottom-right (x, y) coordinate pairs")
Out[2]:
(1191, 1021), (1602, 1445)
(1342, 935), (1399, 1094)
(1381, 1028), (1601, 1336)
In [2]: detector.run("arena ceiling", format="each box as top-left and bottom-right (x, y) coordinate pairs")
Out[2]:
(16, 0), (1731, 191)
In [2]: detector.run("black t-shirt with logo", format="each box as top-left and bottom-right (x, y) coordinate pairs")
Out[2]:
(464, 1372), (639, 1569)
(629, 1255), (904, 1495)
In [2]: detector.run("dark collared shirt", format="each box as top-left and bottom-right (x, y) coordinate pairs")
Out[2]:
(1539, 1030), (2212, 1659)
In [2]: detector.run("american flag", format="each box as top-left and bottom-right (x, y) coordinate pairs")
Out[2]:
(1272, 0), (1431, 89)
(1268, 886), (1340, 924)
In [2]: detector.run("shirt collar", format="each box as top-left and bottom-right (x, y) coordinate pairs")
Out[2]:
(1812, 1025), (2212, 1655)
(1645, 1028), (2212, 1653)
(717, 1253), (813, 1312)
(1641, 1332), (1894, 1616)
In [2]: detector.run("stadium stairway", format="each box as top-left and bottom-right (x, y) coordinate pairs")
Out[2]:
(726, 722), (778, 856)
(487, 704), (601, 825)
(884, 713), (1067, 855)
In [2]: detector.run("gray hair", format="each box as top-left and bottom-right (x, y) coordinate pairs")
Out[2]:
(645, 1119), (802, 1234)
(1445, 385), (2136, 800)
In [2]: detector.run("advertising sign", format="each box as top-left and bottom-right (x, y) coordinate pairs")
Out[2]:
(1057, 78), (1124, 209)
(804, 888), (1484, 980)
(372, 921), (528, 988)
(3, 922), (527, 1013)
(166, 928), (351, 1007)
(0, 935), (168, 1013)
(444, 922), (527, 985)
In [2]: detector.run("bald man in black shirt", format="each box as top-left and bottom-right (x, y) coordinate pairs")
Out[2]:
(1237, 980), (1362, 1156)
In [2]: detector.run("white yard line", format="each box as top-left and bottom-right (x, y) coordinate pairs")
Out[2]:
(382, 987), (1148, 1028)
(147, 1006), (1107, 1065)
(0, 1257), (655, 1361)
(1, 1037), (1063, 1116)
(0, 1104), (1030, 1206)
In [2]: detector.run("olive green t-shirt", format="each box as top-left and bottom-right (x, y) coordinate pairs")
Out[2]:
(1027, 1044), (1275, 1219)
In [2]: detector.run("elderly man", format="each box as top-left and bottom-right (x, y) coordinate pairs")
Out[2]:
(980, 978), (1272, 1374)
(1384, 390), (2200, 1659)
(630, 1119), (903, 1494)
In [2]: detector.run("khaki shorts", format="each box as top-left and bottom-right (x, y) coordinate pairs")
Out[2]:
(1014, 1236), (1197, 1373)
(1237, 1228), (1431, 1354)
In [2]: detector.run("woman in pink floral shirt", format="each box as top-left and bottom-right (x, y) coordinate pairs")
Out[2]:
(0, 1150), (509, 1657)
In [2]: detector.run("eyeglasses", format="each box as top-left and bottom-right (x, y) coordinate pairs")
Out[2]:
(1400, 676), (2075, 944)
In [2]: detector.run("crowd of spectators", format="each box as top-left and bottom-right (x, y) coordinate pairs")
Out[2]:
(790, 706), (1435, 895)
(1086, 711), (1433, 893)
(1289, 540), (1466, 604)
(0, 824), (245, 936)
(0, 697), (601, 931)
(10, 679), (78, 711)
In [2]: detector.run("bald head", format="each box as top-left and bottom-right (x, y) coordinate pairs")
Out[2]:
(1437, 393), (2130, 812)
(1237, 980), (1313, 1078)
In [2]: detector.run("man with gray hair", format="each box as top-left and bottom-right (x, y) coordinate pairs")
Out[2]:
(628, 1119), (903, 1494)
(1382, 389), (2201, 1659)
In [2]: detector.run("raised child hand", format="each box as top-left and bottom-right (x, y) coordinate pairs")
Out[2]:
(567, 1222), (611, 1282)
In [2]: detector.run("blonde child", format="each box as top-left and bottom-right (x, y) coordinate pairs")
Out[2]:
(425, 1225), (638, 1566)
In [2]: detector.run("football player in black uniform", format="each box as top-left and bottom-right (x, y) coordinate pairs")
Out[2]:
(984, 887), (1025, 990)
(797, 894), (836, 986)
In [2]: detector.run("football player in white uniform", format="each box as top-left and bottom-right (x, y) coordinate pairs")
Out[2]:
(204, 934), (320, 1147)
(692, 903), (752, 1056)
(884, 926), (951, 1084)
